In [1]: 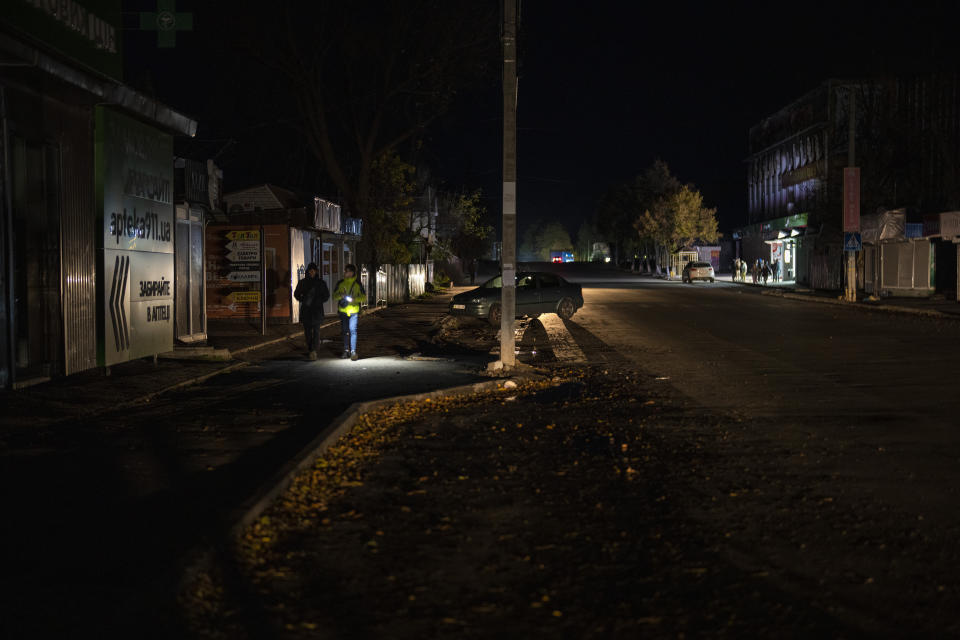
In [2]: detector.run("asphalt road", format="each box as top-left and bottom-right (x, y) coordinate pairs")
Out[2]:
(529, 265), (960, 633)
(559, 271), (960, 510)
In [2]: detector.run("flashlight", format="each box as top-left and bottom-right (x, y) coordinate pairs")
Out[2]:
(345, 296), (353, 302)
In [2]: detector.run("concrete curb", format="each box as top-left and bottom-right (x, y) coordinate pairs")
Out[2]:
(122, 361), (251, 409)
(52, 361), (253, 423)
(759, 288), (960, 320)
(228, 377), (523, 538)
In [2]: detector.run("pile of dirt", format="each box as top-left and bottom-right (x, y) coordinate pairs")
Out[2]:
(429, 314), (498, 350)
(432, 315), (557, 366)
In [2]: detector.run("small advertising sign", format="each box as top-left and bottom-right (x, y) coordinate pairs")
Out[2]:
(843, 167), (861, 233)
(770, 242), (783, 263)
(227, 271), (261, 282)
(224, 229), (261, 283)
(227, 291), (261, 303)
(204, 227), (266, 316)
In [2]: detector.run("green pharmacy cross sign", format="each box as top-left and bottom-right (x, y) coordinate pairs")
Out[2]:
(140, 0), (193, 48)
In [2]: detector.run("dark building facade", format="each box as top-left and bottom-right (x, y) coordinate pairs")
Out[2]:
(738, 75), (960, 292)
(1, 1), (195, 388)
(215, 186), (362, 321)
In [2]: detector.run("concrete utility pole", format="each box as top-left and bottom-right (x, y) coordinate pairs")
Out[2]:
(844, 90), (858, 302)
(260, 224), (267, 334)
(499, 0), (518, 367)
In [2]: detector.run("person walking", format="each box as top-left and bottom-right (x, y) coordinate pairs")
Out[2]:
(293, 262), (330, 360)
(733, 257), (741, 282)
(740, 258), (747, 283)
(333, 264), (367, 361)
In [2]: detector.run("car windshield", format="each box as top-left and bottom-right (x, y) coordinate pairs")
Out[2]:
(480, 274), (535, 289)
(480, 275), (502, 288)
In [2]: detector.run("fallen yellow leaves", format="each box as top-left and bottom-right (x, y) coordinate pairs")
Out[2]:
(184, 368), (737, 637)
(471, 604), (497, 614)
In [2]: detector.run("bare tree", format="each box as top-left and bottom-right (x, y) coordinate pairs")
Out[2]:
(245, 1), (498, 265)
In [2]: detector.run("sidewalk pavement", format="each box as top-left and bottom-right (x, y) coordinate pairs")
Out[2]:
(714, 272), (960, 319)
(0, 287), (470, 431)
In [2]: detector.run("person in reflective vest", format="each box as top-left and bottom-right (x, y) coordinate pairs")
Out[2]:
(333, 264), (367, 360)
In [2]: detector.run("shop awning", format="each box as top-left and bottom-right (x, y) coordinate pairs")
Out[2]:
(763, 226), (808, 243)
(0, 31), (196, 137)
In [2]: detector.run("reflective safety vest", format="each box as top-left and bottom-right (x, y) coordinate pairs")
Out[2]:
(333, 277), (366, 316)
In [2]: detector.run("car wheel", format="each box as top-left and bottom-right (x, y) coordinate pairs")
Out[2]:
(557, 297), (576, 320)
(710, 278), (715, 283)
(488, 303), (501, 326)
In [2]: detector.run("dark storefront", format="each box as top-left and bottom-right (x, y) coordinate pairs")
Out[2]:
(174, 157), (222, 343)
(1, 1), (195, 388)
(742, 75), (960, 293)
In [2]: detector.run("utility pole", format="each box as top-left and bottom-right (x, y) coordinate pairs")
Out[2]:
(499, 0), (517, 367)
(260, 224), (267, 334)
(844, 90), (859, 302)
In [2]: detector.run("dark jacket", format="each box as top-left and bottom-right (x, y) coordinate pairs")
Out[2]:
(293, 275), (330, 324)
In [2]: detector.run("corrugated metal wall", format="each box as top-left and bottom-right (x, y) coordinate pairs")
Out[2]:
(374, 264), (427, 304)
(56, 101), (96, 375)
(375, 265), (404, 304)
(407, 264), (426, 298)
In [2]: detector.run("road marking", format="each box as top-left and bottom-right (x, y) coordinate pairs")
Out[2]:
(539, 314), (587, 363)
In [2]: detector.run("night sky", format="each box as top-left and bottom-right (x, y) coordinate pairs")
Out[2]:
(123, 0), (960, 236)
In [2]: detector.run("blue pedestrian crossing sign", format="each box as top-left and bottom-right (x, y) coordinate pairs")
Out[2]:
(844, 232), (862, 252)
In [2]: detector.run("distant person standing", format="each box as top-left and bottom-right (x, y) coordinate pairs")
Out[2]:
(773, 258), (782, 283)
(733, 257), (741, 282)
(740, 259), (747, 283)
(333, 264), (367, 361)
(293, 262), (329, 360)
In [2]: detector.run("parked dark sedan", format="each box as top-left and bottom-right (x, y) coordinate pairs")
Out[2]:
(449, 272), (584, 325)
